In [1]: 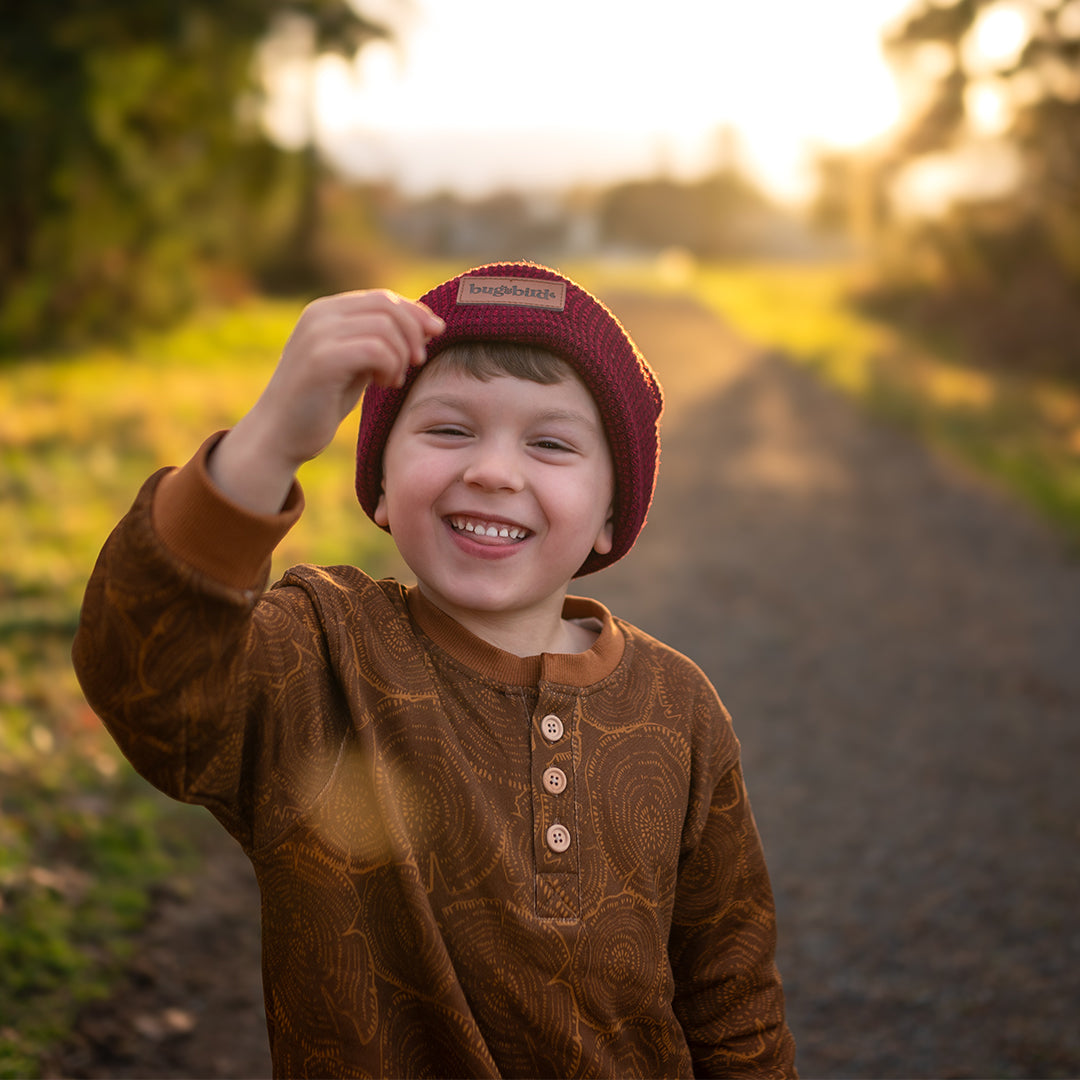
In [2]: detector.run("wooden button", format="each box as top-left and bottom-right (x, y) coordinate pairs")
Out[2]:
(542, 767), (567, 795)
(540, 714), (564, 742)
(546, 823), (571, 852)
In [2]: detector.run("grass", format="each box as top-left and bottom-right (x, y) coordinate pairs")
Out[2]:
(573, 255), (1080, 553)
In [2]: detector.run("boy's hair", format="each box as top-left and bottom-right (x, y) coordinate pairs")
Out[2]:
(432, 340), (571, 385)
(356, 262), (664, 577)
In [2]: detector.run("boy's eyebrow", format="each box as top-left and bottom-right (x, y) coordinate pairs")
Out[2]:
(402, 393), (473, 414)
(530, 407), (602, 430)
(405, 394), (602, 431)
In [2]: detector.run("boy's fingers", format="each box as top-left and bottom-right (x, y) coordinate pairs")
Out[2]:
(339, 315), (415, 385)
(392, 299), (444, 365)
(416, 303), (446, 337)
(347, 290), (442, 331)
(354, 293), (434, 366)
(329, 290), (444, 363)
(286, 290), (445, 400)
(371, 292), (445, 359)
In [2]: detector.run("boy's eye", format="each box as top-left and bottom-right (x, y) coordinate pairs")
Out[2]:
(427, 425), (470, 438)
(533, 438), (573, 452)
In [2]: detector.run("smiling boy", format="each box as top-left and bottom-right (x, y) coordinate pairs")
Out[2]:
(74, 262), (796, 1078)
(374, 348), (615, 655)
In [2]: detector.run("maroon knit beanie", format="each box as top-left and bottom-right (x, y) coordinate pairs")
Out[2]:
(355, 262), (663, 577)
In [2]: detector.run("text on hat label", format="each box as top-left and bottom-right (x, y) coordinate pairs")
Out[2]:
(455, 277), (567, 310)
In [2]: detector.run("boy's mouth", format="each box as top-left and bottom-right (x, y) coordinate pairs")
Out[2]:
(448, 516), (531, 542)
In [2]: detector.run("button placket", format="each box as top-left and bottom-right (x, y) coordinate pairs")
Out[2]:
(533, 705), (578, 919)
(531, 702), (579, 897)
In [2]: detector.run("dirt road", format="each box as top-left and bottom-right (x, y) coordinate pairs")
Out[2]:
(49, 292), (1080, 1078)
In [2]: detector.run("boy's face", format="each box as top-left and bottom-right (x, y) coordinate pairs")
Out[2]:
(374, 361), (614, 633)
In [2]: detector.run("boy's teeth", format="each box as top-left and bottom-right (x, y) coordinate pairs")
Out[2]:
(452, 517), (525, 539)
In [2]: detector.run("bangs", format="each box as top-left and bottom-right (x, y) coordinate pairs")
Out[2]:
(432, 341), (573, 385)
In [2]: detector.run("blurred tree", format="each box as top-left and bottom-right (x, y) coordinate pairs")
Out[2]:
(887, 0), (1080, 231)
(870, 0), (1080, 378)
(0, 1), (389, 352)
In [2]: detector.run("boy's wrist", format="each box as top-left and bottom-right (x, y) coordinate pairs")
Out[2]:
(154, 433), (304, 592)
(208, 413), (301, 515)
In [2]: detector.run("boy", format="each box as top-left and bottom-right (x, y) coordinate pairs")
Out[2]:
(73, 262), (796, 1078)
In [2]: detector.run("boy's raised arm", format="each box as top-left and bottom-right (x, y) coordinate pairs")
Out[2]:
(209, 290), (443, 515)
(72, 288), (443, 842)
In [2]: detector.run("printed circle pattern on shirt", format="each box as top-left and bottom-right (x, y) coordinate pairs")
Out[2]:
(74, 470), (795, 1079)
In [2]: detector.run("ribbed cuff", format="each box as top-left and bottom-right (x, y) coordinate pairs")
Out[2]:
(152, 432), (304, 592)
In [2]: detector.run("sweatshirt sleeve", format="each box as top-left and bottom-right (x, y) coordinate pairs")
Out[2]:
(669, 693), (798, 1078)
(151, 431), (303, 593)
(71, 434), (323, 849)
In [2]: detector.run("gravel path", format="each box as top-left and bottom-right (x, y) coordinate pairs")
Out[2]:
(49, 291), (1080, 1079)
(587, 293), (1080, 1079)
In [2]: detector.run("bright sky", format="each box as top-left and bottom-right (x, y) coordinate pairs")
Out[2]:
(268, 0), (923, 201)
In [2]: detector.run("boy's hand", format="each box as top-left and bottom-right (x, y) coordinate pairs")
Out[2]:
(209, 290), (444, 513)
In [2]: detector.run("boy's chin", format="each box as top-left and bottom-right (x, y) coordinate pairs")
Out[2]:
(416, 576), (572, 617)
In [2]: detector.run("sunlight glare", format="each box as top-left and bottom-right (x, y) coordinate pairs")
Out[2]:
(892, 140), (1023, 217)
(962, 3), (1031, 75)
(315, 54), (360, 137)
(295, 0), (916, 199)
(965, 79), (1013, 135)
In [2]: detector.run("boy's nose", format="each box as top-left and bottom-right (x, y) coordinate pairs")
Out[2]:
(461, 443), (524, 492)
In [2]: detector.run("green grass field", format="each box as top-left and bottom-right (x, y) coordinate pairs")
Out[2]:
(3, 255), (1078, 1076)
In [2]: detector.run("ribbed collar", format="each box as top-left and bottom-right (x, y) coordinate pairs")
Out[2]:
(406, 587), (625, 689)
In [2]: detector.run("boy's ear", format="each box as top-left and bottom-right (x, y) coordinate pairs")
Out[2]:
(373, 489), (389, 529)
(592, 505), (614, 556)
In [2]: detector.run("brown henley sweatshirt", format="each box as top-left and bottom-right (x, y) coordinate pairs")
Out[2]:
(73, 439), (796, 1078)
